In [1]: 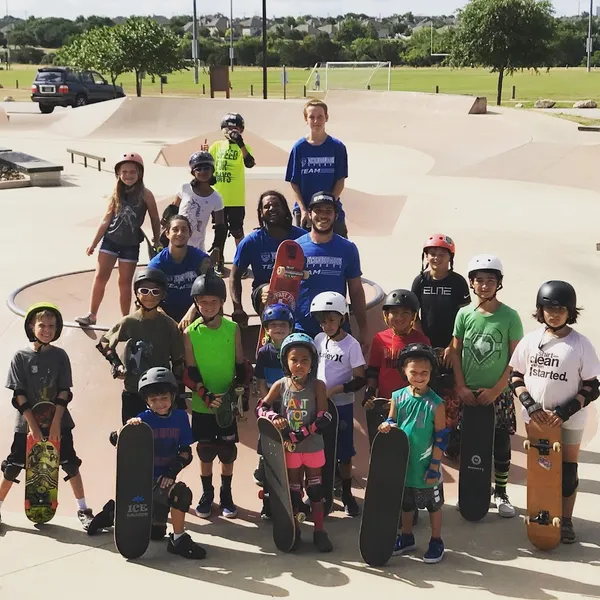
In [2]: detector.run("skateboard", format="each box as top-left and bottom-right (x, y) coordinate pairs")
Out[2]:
(459, 402), (495, 522)
(256, 240), (308, 355)
(524, 421), (562, 550)
(322, 399), (339, 515)
(25, 402), (60, 524)
(115, 422), (154, 559)
(258, 417), (304, 552)
(141, 230), (158, 261)
(213, 385), (247, 428)
(365, 398), (390, 451)
(359, 426), (409, 566)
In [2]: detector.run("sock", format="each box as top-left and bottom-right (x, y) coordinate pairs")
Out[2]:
(341, 478), (352, 498)
(76, 497), (88, 511)
(201, 475), (213, 494)
(311, 500), (324, 531)
(173, 531), (185, 542)
(221, 474), (233, 490)
(494, 461), (510, 495)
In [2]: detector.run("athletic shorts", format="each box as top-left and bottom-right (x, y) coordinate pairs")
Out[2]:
(192, 411), (238, 445)
(5, 430), (80, 472)
(99, 237), (140, 263)
(224, 207), (245, 236)
(562, 427), (584, 445)
(336, 403), (356, 463)
(285, 449), (326, 469)
(402, 484), (444, 513)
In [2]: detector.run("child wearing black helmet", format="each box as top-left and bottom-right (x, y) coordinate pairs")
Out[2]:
(378, 343), (447, 563)
(97, 267), (185, 424)
(509, 281), (600, 543)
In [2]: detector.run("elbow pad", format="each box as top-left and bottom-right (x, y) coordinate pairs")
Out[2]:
(55, 390), (73, 407)
(12, 392), (31, 415)
(580, 378), (600, 406)
(508, 371), (525, 395)
(366, 366), (380, 380)
(243, 154), (255, 168)
(343, 376), (366, 394)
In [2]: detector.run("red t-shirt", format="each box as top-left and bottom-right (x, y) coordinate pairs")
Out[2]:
(368, 329), (431, 399)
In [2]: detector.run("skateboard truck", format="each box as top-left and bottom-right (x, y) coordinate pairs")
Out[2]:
(523, 438), (561, 454)
(276, 265), (309, 280)
(525, 510), (561, 528)
(234, 387), (247, 421)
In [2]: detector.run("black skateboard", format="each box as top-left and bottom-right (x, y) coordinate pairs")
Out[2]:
(360, 426), (409, 566)
(115, 422), (154, 559)
(365, 398), (390, 451)
(459, 403), (495, 522)
(322, 399), (339, 515)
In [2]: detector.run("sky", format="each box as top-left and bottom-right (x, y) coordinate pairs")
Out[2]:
(6, 0), (586, 20)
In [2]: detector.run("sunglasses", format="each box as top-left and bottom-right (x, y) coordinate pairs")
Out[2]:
(137, 287), (162, 297)
(193, 165), (212, 172)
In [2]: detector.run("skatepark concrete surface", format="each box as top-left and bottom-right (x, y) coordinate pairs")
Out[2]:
(1, 92), (600, 600)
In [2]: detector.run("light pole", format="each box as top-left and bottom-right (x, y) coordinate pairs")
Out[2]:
(229, 0), (234, 71)
(587, 0), (594, 71)
(192, 0), (199, 83)
(262, 0), (267, 99)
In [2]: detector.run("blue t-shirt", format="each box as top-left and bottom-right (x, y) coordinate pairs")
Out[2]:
(138, 409), (194, 479)
(255, 342), (283, 389)
(233, 226), (305, 289)
(149, 246), (209, 322)
(295, 233), (362, 338)
(285, 135), (348, 217)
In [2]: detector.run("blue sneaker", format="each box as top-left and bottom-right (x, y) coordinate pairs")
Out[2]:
(392, 533), (416, 556)
(219, 487), (238, 519)
(423, 537), (445, 564)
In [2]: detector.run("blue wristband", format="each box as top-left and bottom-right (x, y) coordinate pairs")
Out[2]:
(426, 468), (441, 481)
(385, 417), (395, 425)
(430, 458), (441, 466)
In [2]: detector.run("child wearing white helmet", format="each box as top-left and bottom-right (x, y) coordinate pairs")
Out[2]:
(451, 254), (523, 518)
(310, 291), (365, 517)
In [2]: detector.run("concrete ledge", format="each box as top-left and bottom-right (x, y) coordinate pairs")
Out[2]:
(578, 125), (600, 132)
(29, 171), (62, 187)
(0, 177), (30, 190)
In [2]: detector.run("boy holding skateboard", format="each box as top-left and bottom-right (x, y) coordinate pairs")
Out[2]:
(379, 343), (447, 563)
(451, 255), (523, 517)
(0, 303), (95, 529)
(311, 291), (365, 517)
(509, 281), (600, 543)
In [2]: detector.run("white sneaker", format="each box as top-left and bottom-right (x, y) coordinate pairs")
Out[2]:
(494, 492), (516, 518)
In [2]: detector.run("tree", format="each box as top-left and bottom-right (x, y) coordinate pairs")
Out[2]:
(551, 18), (587, 66)
(335, 18), (368, 46)
(451, 0), (556, 105)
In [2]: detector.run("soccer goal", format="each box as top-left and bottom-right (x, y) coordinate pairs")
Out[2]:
(324, 61), (391, 92)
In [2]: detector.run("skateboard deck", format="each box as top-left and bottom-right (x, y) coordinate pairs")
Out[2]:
(256, 240), (307, 354)
(25, 402), (60, 524)
(459, 403), (495, 522)
(524, 421), (562, 550)
(115, 422), (154, 559)
(365, 398), (390, 451)
(322, 399), (339, 515)
(258, 417), (300, 552)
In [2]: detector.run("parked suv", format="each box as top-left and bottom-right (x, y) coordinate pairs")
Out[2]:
(31, 67), (125, 114)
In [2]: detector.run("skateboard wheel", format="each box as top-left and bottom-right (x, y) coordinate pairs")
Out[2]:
(525, 515), (530, 524)
(552, 517), (561, 527)
(276, 266), (285, 275)
(552, 442), (561, 452)
(297, 512), (306, 523)
(523, 440), (531, 450)
(258, 490), (264, 499)
(303, 271), (309, 280)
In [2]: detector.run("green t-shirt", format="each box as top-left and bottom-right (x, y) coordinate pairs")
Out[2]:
(209, 140), (252, 207)
(393, 387), (444, 489)
(453, 303), (523, 390)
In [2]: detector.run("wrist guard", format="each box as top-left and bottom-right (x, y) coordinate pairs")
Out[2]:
(553, 398), (582, 422)
(96, 341), (124, 378)
(183, 366), (202, 392)
(166, 447), (193, 479)
(289, 425), (311, 444)
(518, 391), (543, 416)
(243, 154), (255, 168)
(211, 223), (227, 252)
(257, 401), (279, 421)
(343, 376), (366, 394)
(309, 411), (332, 434)
(385, 417), (396, 426)
(426, 459), (442, 481)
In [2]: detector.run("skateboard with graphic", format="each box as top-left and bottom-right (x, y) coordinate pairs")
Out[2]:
(25, 402), (60, 524)
(524, 420), (562, 550)
(322, 399), (339, 515)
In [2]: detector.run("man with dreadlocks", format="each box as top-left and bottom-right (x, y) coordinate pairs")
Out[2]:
(230, 191), (304, 327)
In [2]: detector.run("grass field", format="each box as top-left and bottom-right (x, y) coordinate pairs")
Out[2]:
(3, 64), (600, 105)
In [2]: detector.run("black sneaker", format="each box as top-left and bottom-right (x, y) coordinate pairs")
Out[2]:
(214, 261), (225, 278)
(342, 494), (360, 517)
(220, 487), (238, 518)
(77, 508), (94, 531)
(260, 497), (271, 520)
(195, 491), (214, 519)
(167, 532), (207, 559)
(561, 518), (576, 544)
(313, 530), (333, 553)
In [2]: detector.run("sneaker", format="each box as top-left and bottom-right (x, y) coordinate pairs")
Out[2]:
(313, 530), (333, 553)
(75, 313), (96, 327)
(494, 491), (516, 518)
(220, 487), (238, 518)
(253, 457), (265, 487)
(195, 491), (214, 519)
(77, 508), (94, 531)
(423, 537), (445, 564)
(214, 261), (225, 278)
(260, 498), (271, 520)
(342, 494), (360, 517)
(392, 533), (416, 556)
(561, 518), (576, 544)
(167, 532), (207, 559)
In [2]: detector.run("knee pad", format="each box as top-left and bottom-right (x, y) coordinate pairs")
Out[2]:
(196, 443), (218, 463)
(1, 459), (22, 483)
(289, 483), (303, 512)
(493, 430), (511, 463)
(562, 462), (579, 498)
(306, 476), (323, 503)
(169, 481), (193, 512)
(60, 457), (82, 482)
(217, 444), (237, 465)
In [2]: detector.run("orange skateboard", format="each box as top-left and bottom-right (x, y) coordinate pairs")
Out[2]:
(524, 421), (562, 550)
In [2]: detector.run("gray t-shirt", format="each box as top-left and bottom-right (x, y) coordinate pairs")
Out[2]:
(7, 346), (74, 434)
(104, 187), (147, 247)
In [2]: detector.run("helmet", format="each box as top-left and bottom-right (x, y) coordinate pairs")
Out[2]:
(536, 281), (577, 310)
(467, 254), (503, 280)
(423, 233), (455, 255)
(308, 191), (336, 211)
(138, 367), (178, 396)
(221, 113), (244, 130)
(191, 273), (227, 301)
(280, 333), (318, 378)
(398, 343), (438, 373)
(382, 289), (420, 313)
(115, 152), (144, 177)
(24, 302), (63, 342)
(262, 303), (294, 327)
(134, 268), (168, 291)
(189, 151), (214, 171)
(310, 291), (348, 316)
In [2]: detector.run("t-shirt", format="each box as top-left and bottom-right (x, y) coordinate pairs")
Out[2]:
(101, 310), (184, 394)
(453, 303), (523, 390)
(509, 327), (600, 431)
(411, 271), (471, 348)
(285, 135), (348, 215)
(138, 409), (194, 479)
(149, 246), (209, 323)
(177, 183), (224, 251)
(233, 226), (305, 290)
(209, 140), (252, 207)
(104, 189), (146, 247)
(295, 233), (362, 338)
(7, 346), (74, 434)
(255, 342), (283, 389)
(315, 332), (365, 407)
(368, 329), (431, 399)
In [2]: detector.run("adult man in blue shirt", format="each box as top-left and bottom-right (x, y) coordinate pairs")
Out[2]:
(230, 190), (304, 327)
(286, 99), (349, 238)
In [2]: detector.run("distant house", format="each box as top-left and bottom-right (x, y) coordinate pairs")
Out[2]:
(201, 16), (229, 36)
(240, 16), (263, 37)
(412, 19), (432, 32)
(268, 23), (290, 35)
(374, 25), (390, 39)
(318, 23), (338, 36)
(294, 23), (320, 37)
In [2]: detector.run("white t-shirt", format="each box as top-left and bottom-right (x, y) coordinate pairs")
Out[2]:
(315, 332), (365, 407)
(509, 327), (600, 430)
(177, 184), (224, 252)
